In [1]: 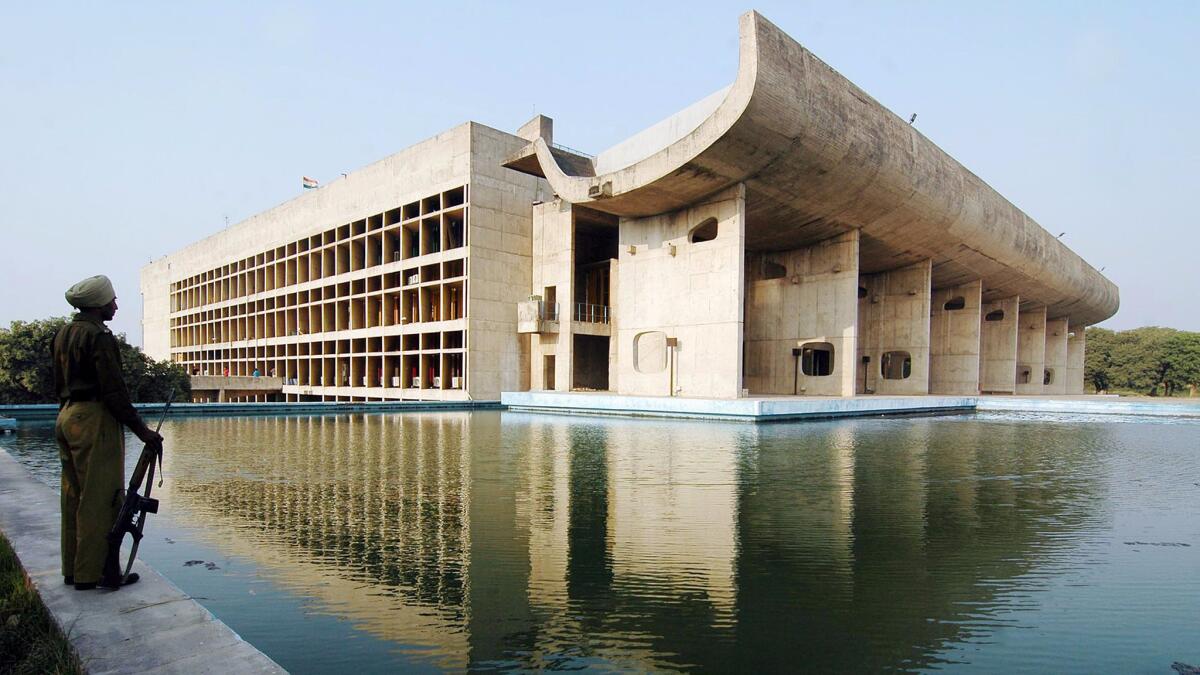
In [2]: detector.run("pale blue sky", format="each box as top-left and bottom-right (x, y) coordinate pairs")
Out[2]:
(2, 1), (1197, 343)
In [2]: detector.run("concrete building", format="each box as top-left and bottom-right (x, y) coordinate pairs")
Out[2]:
(141, 11), (1117, 402)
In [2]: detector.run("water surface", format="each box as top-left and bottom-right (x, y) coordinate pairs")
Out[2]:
(4, 411), (1198, 673)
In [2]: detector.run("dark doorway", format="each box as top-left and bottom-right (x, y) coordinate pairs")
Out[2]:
(572, 334), (610, 391)
(544, 355), (556, 390)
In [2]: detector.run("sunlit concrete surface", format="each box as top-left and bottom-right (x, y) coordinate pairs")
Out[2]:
(0, 451), (284, 674)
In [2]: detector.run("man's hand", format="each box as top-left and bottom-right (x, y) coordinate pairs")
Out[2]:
(136, 427), (164, 453)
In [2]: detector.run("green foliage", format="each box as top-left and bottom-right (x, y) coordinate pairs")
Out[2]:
(0, 317), (66, 405)
(0, 534), (83, 675)
(0, 316), (190, 405)
(1085, 326), (1200, 396)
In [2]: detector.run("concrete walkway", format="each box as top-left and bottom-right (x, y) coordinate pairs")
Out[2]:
(0, 451), (284, 674)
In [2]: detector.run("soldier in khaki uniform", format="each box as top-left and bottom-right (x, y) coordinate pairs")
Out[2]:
(53, 275), (163, 590)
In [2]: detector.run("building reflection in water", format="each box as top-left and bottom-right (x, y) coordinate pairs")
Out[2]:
(156, 411), (1107, 671)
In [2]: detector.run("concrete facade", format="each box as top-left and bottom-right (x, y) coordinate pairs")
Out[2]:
(979, 297), (1020, 394)
(502, 11), (1117, 401)
(744, 230), (859, 397)
(615, 185), (746, 398)
(142, 123), (544, 402)
(142, 11), (1118, 403)
(1016, 307), (1048, 396)
(930, 281), (983, 395)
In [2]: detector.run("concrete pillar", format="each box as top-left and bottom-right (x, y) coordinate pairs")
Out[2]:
(856, 259), (932, 395)
(1066, 327), (1087, 394)
(979, 296), (1019, 394)
(615, 184), (746, 398)
(1043, 318), (1069, 395)
(743, 230), (859, 396)
(529, 200), (574, 391)
(929, 280), (982, 395)
(1015, 306), (1048, 396)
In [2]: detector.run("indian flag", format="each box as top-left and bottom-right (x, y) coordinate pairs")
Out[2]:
(302, 176), (319, 189)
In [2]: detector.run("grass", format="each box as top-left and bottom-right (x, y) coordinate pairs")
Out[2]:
(0, 534), (82, 675)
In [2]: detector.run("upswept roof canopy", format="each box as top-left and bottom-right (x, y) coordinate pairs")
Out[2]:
(505, 11), (1118, 327)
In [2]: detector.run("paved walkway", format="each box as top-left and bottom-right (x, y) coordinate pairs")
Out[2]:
(0, 450), (284, 674)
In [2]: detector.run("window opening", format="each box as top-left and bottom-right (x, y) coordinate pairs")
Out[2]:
(763, 260), (787, 280)
(943, 296), (966, 311)
(689, 217), (718, 243)
(799, 342), (834, 377)
(985, 309), (1005, 322)
(881, 351), (912, 380)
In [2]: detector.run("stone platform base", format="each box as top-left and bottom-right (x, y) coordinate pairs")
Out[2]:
(501, 391), (1200, 421)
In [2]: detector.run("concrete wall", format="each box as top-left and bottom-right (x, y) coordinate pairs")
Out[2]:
(529, 200), (574, 391)
(1066, 328), (1086, 394)
(141, 124), (475, 362)
(467, 124), (542, 399)
(979, 297), (1019, 394)
(1015, 306), (1048, 396)
(857, 260), (932, 395)
(929, 280), (983, 395)
(615, 184), (746, 398)
(142, 122), (545, 402)
(743, 230), (859, 396)
(1043, 318), (1069, 395)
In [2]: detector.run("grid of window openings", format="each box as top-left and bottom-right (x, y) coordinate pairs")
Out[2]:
(169, 186), (469, 401)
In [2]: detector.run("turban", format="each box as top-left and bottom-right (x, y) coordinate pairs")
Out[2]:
(65, 275), (116, 309)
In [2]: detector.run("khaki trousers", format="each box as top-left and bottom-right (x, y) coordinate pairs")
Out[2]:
(56, 401), (124, 584)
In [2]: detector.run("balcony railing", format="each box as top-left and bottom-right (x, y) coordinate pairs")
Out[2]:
(573, 303), (610, 324)
(541, 301), (560, 321)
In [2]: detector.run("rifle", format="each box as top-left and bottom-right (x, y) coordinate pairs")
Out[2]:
(105, 392), (173, 584)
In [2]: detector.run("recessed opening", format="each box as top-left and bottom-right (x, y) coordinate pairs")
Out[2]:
(1017, 365), (1032, 384)
(1043, 368), (1054, 385)
(943, 296), (966, 311)
(881, 351), (912, 380)
(985, 309), (1005, 322)
(689, 217), (718, 244)
(858, 286), (868, 299)
(799, 342), (834, 377)
(543, 355), (556, 390)
(763, 260), (787, 280)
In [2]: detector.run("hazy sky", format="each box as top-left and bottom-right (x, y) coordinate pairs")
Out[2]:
(2, 1), (1197, 344)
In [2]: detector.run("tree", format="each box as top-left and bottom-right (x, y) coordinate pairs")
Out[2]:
(1084, 327), (1115, 393)
(1111, 327), (1177, 395)
(0, 316), (190, 404)
(1164, 332), (1200, 397)
(1085, 325), (1200, 396)
(0, 317), (66, 404)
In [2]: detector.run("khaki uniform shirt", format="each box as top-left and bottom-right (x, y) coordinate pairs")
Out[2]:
(52, 314), (139, 427)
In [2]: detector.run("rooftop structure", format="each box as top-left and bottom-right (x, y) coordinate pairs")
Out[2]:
(141, 11), (1117, 402)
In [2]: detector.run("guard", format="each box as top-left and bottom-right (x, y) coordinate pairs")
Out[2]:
(52, 275), (163, 590)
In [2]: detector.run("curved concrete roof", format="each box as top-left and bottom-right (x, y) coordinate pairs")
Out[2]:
(514, 11), (1118, 327)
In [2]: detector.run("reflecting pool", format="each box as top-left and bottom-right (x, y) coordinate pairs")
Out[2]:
(4, 411), (1199, 672)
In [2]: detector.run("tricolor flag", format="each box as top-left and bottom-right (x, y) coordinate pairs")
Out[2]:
(302, 176), (319, 189)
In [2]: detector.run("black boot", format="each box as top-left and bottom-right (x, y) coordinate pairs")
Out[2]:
(98, 573), (140, 589)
